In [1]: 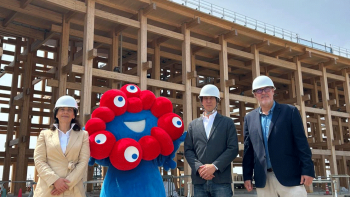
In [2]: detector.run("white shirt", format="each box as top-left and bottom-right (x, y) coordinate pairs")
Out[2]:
(202, 111), (217, 139)
(53, 123), (75, 154)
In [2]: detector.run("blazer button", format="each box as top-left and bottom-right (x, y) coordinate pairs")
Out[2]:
(264, 156), (266, 158)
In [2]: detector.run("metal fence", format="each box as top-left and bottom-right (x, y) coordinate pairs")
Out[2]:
(169, 0), (350, 58)
(162, 175), (192, 197)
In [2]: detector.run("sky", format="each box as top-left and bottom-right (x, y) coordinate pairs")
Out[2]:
(213, 0), (350, 50)
(1, 0), (348, 181)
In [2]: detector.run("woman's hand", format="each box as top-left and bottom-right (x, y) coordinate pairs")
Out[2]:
(53, 178), (70, 193)
(51, 188), (62, 195)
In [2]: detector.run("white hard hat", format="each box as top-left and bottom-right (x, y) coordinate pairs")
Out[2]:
(54, 95), (78, 110)
(252, 75), (275, 93)
(199, 84), (220, 99)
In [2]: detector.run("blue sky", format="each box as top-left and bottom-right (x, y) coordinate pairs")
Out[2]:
(213, 0), (350, 49)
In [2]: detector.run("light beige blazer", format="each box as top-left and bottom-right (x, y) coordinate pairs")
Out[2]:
(34, 129), (90, 197)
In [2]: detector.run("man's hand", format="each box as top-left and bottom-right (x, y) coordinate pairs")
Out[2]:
(198, 164), (216, 180)
(244, 180), (253, 192)
(53, 178), (70, 193)
(300, 175), (313, 186)
(51, 188), (62, 195)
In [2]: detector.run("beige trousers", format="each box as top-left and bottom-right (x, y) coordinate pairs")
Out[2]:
(256, 171), (307, 197)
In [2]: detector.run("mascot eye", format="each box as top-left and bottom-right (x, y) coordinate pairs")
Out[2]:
(172, 117), (183, 128)
(114, 96), (126, 107)
(126, 85), (138, 93)
(95, 134), (107, 144)
(124, 146), (139, 163)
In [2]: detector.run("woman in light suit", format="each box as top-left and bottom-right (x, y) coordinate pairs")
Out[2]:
(34, 95), (90, 197)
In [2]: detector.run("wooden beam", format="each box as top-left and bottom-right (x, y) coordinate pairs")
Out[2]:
(278, 94), (310, 104)
(269, 47), (291, 57)
(65, 10), (77, 23)
(191, 37), (221, 51)
(143, 3), (156, 16)
(224, 30), (238, 40)
(88, 48), (98, 60)
(31, 31), (57, 52)
(225, 79), (235, 87)
(142, 61), (152, 70)
(346, 68), (350, 74)
(186, 17), (200, 30)
(324, 58), (337, 68)
(186, 71), (197, 79)
(20, 0), (33, 8)
(9, 138), (19, 146)
(2, 11), (18, 27)
(0, 23), (45, 40)
(255, 40), (269, 50)
(298, 51), (312, 61)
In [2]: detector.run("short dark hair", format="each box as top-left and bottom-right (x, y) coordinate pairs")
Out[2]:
(50, 108), (81, 131)
(199, 96), (220, 103)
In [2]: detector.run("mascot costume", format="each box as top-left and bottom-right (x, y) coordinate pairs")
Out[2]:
(86, 84), (186, 197)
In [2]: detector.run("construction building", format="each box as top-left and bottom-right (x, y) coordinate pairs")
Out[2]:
(0, 0), (350, 195)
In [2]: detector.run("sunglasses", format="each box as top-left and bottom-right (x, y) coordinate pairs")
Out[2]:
(254, 87), (273, 94)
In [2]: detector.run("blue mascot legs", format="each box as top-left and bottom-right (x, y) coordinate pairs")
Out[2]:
(100, 160), (166, 197)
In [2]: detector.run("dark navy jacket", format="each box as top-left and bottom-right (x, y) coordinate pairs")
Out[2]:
(243, 102), (315, 187)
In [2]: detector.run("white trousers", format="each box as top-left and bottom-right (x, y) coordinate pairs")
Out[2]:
(256, 171), (307, 197)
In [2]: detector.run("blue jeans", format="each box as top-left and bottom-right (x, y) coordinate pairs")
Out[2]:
(194, 180), (233, 197)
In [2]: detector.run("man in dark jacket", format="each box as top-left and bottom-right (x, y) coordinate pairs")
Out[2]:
(243, 75), (315, 197)
(185, 84), (238, 197)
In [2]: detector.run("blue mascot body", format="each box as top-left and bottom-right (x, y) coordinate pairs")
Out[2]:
(86, 84), (186, 197)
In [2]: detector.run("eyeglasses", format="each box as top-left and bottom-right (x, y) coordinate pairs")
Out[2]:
(254, 87), (273, 94)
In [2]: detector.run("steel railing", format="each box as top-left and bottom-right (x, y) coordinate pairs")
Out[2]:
(169, 0), (350, 58)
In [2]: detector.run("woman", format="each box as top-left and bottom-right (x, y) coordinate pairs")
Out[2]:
(34, 95), (90, 197)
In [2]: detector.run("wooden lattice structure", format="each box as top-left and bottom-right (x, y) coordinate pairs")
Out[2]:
(0, 0), (350, 194)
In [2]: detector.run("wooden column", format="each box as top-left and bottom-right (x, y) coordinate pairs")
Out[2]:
(239, 102), (246, 142)
(14, 38), (34, 194)
(2, 37), (21, 191)
(181, 23), (192, 132)
(191, 53), (197, 120)
(311, 78), (326, 184)
(219, 35), (229, 117)
(343, 68), (350, 138)
(251, 44), (260, 81)
(80, 0), (95, 191)
(108, 31), (119, 89)
(80, 0), (95, 124)
(68, 41), (76, 96)
(288, 74), (296, 100)
(137, 9), (147, 90)
(152, 40), (160, 97)
(182, 22), (192, 197)
(57, 14), (70, 97)
(342, 68), (350, 187)
(251, 44), (260, 108)
(293, 57), (307, 135)
(0, 36), (3, 57)
(319, 64), (338, 183)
